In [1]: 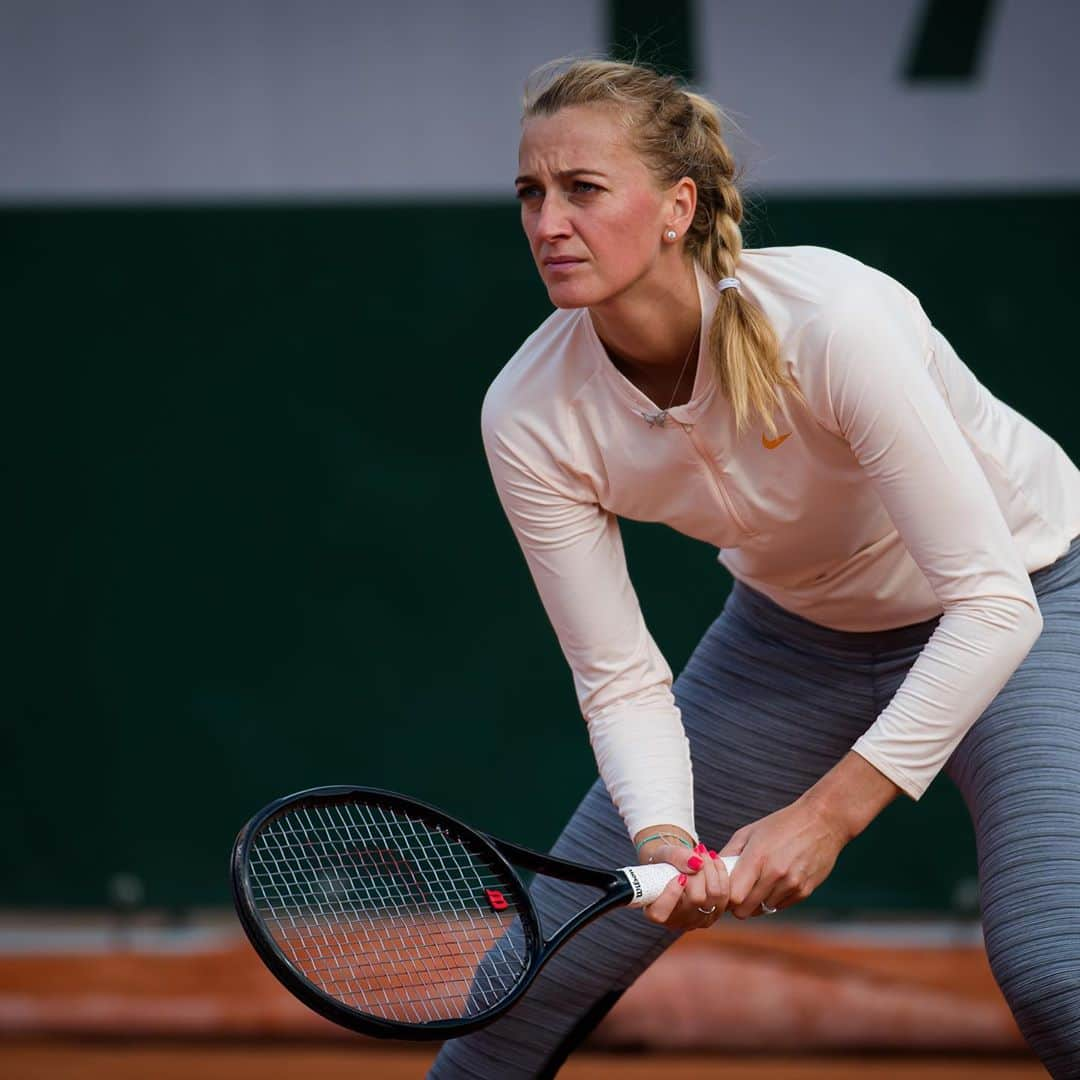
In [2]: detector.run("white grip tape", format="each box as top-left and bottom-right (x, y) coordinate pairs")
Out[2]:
(620, 856), (739, 908)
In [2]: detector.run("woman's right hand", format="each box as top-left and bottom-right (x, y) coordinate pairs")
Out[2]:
(633, 832), (732, 931)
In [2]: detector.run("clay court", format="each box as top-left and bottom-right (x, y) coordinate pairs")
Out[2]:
(0, 913), (1046, 1078)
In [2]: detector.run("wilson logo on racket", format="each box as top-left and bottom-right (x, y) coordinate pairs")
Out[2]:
(622, 867), (645, 902)
(484, 888), (509, 911)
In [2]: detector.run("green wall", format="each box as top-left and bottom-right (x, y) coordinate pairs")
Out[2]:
(7, 192), (1079, 910)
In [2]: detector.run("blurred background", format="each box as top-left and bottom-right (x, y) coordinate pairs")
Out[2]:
(4, 1), (1077, 1076)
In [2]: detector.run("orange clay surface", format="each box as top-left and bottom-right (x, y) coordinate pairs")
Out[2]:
(0, 916), (1032, 1055)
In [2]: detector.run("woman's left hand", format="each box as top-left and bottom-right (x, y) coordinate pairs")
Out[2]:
(717, 794), (849, 918)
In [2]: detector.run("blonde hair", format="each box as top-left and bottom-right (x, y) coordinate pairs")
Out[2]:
(523, 58), (800, 435)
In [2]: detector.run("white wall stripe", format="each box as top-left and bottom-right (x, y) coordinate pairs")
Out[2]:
(0, 0), (605, 202)
(2, 1), (1077, 202)
(699, 0), (1080, 193)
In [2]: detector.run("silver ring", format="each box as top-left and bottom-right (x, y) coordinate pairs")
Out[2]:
(697, 905), (717, 915)
(760, 901), (778, 915)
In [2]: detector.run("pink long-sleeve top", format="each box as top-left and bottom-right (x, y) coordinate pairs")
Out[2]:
(481, 245), (1080, 840)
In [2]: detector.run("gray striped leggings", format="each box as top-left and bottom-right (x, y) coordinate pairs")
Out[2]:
(431, 539), (1080, 1079)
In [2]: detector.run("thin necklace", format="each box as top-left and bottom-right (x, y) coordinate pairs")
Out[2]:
(643, 326), (700, 428)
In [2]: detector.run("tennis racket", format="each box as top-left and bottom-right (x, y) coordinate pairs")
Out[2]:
(231, 785), (737, 1040)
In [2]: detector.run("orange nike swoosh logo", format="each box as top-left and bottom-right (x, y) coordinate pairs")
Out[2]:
(762, 432), (792, 450)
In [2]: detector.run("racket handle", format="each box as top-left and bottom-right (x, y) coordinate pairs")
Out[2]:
(620, 855), (739, 908)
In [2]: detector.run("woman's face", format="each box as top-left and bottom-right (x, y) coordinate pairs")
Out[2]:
(516, 104), (671, 309)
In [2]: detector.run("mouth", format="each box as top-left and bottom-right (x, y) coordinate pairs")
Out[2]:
(543, 257), (585, 270)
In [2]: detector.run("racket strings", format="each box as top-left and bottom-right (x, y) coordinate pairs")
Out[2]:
(246, 800), (531, 1024)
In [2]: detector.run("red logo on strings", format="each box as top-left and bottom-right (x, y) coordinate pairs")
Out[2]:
(485, 888), (509, 911)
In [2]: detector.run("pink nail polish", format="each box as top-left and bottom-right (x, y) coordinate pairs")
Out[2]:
(677, 873), (687, 886)
(687, 856), (703, 871)
(708, 850), (718, 859)
(695, 842), (707, 854)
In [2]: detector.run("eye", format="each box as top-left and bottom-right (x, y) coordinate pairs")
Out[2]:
(514, 180), (601, 201)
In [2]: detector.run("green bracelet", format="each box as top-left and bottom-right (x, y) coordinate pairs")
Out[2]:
(633, 832), (695, 853)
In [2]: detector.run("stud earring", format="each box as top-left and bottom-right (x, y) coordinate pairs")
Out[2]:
(665, 230), (678, 240)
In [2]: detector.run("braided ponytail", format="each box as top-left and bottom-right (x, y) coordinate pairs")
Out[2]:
(524, 59), (801, 434)
(679, 92), (802, 435)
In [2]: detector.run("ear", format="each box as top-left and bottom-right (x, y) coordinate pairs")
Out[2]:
(666, 176), (697, 236)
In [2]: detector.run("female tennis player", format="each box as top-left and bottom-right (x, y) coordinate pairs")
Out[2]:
(430, 58), (1080, 1079)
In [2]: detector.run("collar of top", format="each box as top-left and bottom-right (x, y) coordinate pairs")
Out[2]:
(585, 261), (721, 428)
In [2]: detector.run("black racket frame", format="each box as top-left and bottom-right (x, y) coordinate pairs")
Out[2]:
(231, 785), (636, 1040)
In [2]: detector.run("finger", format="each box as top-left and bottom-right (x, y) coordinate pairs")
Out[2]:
(733, 884), (775, 919)
(750, 896), (783, 918)
(690, 844), (721, 902)
(667, 889), (705, 930)
(706, 848), (732, 909)
(700, 904), (722, 928)
(734, 863), (791, 920)
(725, 852), (764, 915)
(752, 882), (803, 918)
(678, 883), (720, 928)
(643, 872), (687, 925)
(694, 844), (719, 896)
(691, 896), (722, 925)
(684, 871), (709, 908)
(678, 847), (706, 905)
(683, 845), (726, 918)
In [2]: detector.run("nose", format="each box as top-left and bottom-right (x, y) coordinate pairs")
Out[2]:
(534, 192), (572, 245)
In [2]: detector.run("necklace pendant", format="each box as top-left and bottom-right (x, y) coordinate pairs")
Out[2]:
(641, 327), (698, 431)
